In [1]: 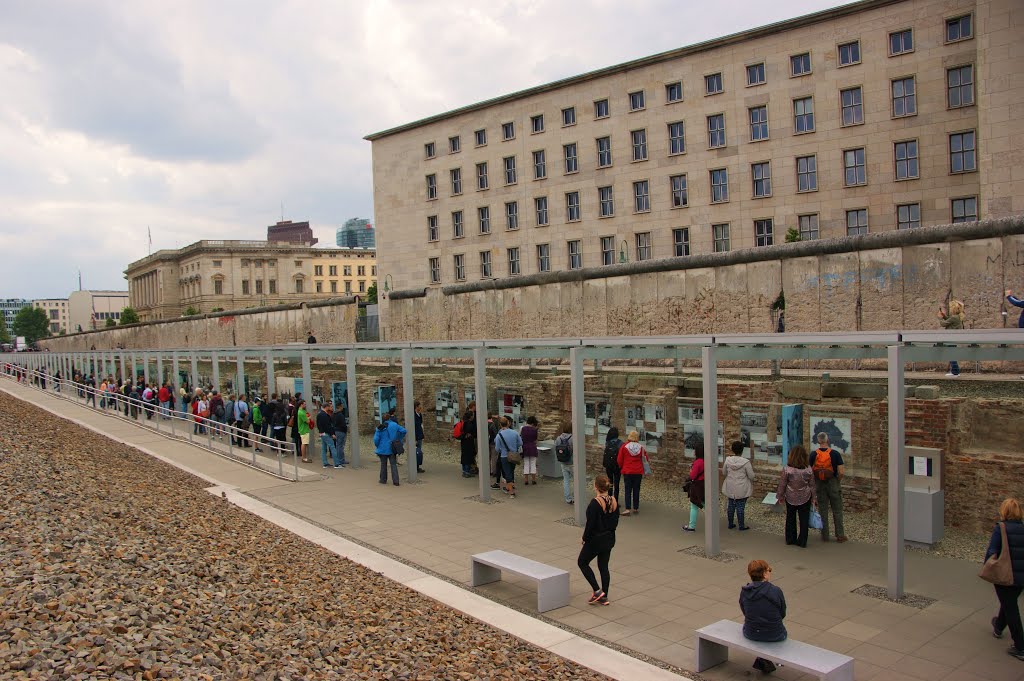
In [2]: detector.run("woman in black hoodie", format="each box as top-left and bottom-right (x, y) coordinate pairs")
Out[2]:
(739, 559), (786, 674)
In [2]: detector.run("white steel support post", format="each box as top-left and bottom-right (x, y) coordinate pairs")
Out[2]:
(887, 344), (906, 599)
(155, 354), (163, 386)
(120, 353), (127, 385)
(266, 352), (275, 400)
(701, 345), (721, 557)
(143, 353), (150, 384)
(211, 352), (220, 393)
(473, 347), (490, 502)
(130, 353), (138, 383)
(171, 353), (180, 403)
(301, 351), (311, 403)
(236, 354), (245, 398)
(570, 348), (587, 526)
(345, 350), (360, 468)
(401, 348), (417, 483)
(190, 353), (199, 391)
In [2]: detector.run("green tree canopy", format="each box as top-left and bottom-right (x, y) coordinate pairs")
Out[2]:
(105, 318), (116, 327)
(12, 307), (50, 343)
(119, 307), (140, 325)
(365, 282), (378, 304)
(184, 305), (199, 316)
(0, 322), (10, 344)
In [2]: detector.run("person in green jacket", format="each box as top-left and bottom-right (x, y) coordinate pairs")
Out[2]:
(297, 400), (312, 462)
(251, 398), (265, 452)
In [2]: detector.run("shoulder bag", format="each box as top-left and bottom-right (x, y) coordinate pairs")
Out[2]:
(979, 522), (1014, 586)
(498, 432), (522, 464)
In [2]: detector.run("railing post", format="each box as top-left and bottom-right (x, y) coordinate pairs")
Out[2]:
(474, 347), (490, 502)
(702, 345), (720, 557)
(345, 349), (360, 468)
(888, 344), (906, 599)
(402, 348), (417, 483)
(571, 347), (587, 526)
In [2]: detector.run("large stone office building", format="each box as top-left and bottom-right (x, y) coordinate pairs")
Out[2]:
(366, 0), (1022, 294)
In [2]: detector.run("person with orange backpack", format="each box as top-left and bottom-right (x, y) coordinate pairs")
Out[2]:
(812, 432), (847, 543)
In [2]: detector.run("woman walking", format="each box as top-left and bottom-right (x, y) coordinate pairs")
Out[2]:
(985, 498), (1024, 660)
(724, 441), (755, 530)
(578, 474), (620, 606)
(554, 422), (574, 505)
(603, 427), (623, 502)
(520, 416), (539, 486)
(740, 559), (786, 674)
(682, 445), (706, 532)
(776, 445), (816, 547)
(617, 430), (649, 516)
(938, 299), (965, 377)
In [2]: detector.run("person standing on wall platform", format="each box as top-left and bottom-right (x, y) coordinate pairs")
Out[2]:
(938, 299), (964, 377)
(812, 432), (847, 543)
(306, 330), (317, 344)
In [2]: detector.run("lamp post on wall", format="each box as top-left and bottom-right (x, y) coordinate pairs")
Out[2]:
(381, 274), (394, 300)
(618, 240), (629, 264)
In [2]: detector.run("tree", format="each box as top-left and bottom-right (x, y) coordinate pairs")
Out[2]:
(119, 307), (140, 325)
(12, 307), (50, 343)
(0, 322), (10, 344)
(105, 318), (116, 328)
(184, 306), (199, 316)
(365, 282), (378, 304)
(785, 227), (801, 243)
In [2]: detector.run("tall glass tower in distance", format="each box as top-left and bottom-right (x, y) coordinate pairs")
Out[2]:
(336, 218), (376, 249)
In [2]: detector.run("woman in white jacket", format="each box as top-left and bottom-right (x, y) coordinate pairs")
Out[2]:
(723, 441), (755, 530)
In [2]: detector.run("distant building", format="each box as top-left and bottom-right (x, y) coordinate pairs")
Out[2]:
(336, 218), (376, 249)
(33, 298), (69, 335)
(69, 290), (129, 332)
(310, 249), (377, 296)
(1, 298), (30, 336)
(267, 220), (317, 245)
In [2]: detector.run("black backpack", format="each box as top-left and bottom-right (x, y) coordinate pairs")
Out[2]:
(555, 434), (573, 463)
(603, 439), (622, 472)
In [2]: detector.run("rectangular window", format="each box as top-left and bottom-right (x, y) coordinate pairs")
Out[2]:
(841, 87), (864, 126)
(838, 40), (861, 66)
(599, 186), (614, 216)
(535, 196), (549, 226)
(946, 14), (972, 42)
(315, 281), (322, 293)
(844, 147), (867, 186)
(314, 265), (323, 276)
(892, 77), (917, 117)
(705, 72), (723, 95)
(601, 236), (615, 266)
(505, 201), (519, 230)
(504, 156), (517, 184)
(951, 197), (978, 223)
(897, 203), (921, 229)
(426, 174), (437, 200)
(631, 129), (648, 161)
(479, 251), (491, 278)
(798, 214), (819, 240)
(594, 98), (609, 118)
(668, 121), (685, 154)
(429, 257), (440, 283)
(710, 168), (729, 203)
(563, 143), (578, 173)
(358, 280), (365, 293)
(428, 216), (439, 242)
(530, 114), (544, 134)
(635, 232), (652, 261)
(596, 136), (612, 166)
(894, 140), (919, 180)
(344, 265), (352, 276)
(670, 174), (688, 208)
(449, 135), (461, 153)
(666, 81), (683, 102)
(345, 280), (352, 294)
(269, 280), (276, 294)
(754, 219), (774, 247)
(749, 105), (768, 141)
(212, 260), (222, 267)
(214, 279), (223, 295)
(450, 167), (462, 195)
(791, 52), (811, 76)
(533, 150), (546, 179)
(794, 97), (814, 133)
(796, 155), (817, 192)
(242, 279), (250, 295)
(474, 129), (487, 146)
(950, 131), (976, 173)
(452, 210), (464, 238)
(425, 142), (436, 159)
(537, 244), (550, 272)
(566, 191), (581, 222)
(357, 266), (365, 276)
(746, 62), (766, 86)
(478, 206), (491, 234)
(846, 209), (868, 236)
(947, 65), (974, 108)
(890, 28), (913, 55)
(707, 113), (725, 148)
(328, 281), (336, 294)
(507, 247), (521, 275)
(633, 180), (650, 213)
(752, 162), (772, 197)
(454, 254), (466, 281)
(562, 107), (576, 126)
(713, 223), (730, 252)
(476, 162), (488, 190)
(673, 228), (690, 257)
(629, 90), (645, 111)
(328, 265), (338, 276)
(568, 240), (582, 269)
(502, 121), (515, 140)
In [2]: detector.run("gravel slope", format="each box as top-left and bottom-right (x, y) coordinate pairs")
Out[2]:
(0, 393), (609, 681)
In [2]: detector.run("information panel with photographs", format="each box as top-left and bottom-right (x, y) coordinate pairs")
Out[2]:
(677, 399), (724, 460)
(585, 395), (612, 437)
(496, 389), (526, 430)
(624, 400), (664, 454)
(741, 408), (783, 465)
(374, 385), (397, 423)
(435, 386), (460, 424)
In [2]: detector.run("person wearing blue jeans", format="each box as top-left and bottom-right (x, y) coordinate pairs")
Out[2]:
(414, 401), (425, 473)
(554, 424), (574, 504)
(316, 403), (339, 468)
(723, 441), (755, 530)
(332, 402), (348, 466)
(373, 410), (406, 486)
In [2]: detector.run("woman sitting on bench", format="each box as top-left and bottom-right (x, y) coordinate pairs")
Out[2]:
(740, 559), (786, 675)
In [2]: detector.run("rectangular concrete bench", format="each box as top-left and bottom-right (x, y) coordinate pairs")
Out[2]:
(470, 550), (569, 613)
(696, 620), (854, 680)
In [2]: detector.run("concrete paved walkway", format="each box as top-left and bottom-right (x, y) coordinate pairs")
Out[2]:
(3, 378), (1021, 681)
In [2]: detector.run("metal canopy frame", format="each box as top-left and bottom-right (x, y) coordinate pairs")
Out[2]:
(7, 329), (1024, 598)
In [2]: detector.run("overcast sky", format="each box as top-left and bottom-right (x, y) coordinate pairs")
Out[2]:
(0, 0), (849, 299)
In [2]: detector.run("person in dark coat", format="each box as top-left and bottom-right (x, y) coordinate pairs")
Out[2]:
(682, 444), (706, 531)
(459, 402), (478, 477)
(739, 559), (786, 674)
(414, 400), (425, 473)
(986, 498), (1024, 660)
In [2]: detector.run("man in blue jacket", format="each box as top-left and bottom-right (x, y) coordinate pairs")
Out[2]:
(1006, 289), (1024, 328)
(373, 409), (407, 486)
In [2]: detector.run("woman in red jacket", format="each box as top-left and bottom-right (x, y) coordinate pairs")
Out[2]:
(616, 431), (649, 516)
(682, 444), (706, 532)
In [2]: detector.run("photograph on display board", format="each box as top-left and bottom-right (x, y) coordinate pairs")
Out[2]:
(311, 383), (325, 407)
(331, 381), (349, 414)
(275, 376), (296, 401)
(435, 386), (459, 424)
(624, 400), (663, 453)
(584, 399), (611, 437)
(781, 404), (803, 464)
(810, 416), (851, 457)
(678, 401), (724, 460)
(496, 389), (526, 429)
(375, 385), (397, 423)
(741, 409), (783, 464)
(464, 389), (475, 410)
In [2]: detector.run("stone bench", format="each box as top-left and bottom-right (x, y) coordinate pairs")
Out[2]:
(470, 550), (569, 613)
(696, 620), (854, 680)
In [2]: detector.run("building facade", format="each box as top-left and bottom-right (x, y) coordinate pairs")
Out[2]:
(366, 0), (1022, 295)
(68, 291), (129, 332)
(1, 299), (30, 337)
(267, 220), (317, 245)
(310, 249), (377, 296)
(336, 218), (377, 249)
(33, 298), (69, 335)
(125, 241), (376, 321)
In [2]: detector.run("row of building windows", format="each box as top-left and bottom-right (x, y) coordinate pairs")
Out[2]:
(313, 264), (371, 277)
(427, 197), (979, 283)
(313, 280), (367, 294)
(210, 279), (279, 295)
(426, 131), (976, 240)
(423, 14), (974, 161)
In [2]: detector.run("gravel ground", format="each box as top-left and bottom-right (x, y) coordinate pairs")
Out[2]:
(0, 392), (610, 681)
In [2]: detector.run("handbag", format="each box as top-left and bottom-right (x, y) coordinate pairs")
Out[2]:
(682, 479), (692, 493)
(391, 437), (405, 456)
(809, 509), (823, 530)
(642, 455), (652, 476)
(979, 522), (1014, 586)
(498, 432), (522, 464)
